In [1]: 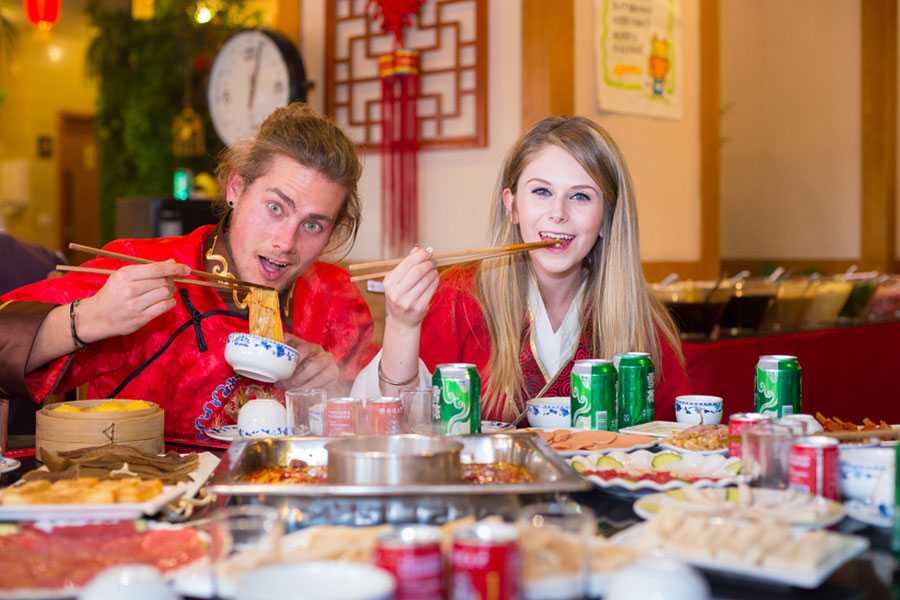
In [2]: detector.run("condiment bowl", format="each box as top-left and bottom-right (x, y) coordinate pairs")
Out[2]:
(839, 446), (894, 502)
(237, 398), (288, 438)
(526, 396), (571, 429)
(235, 561), (396, 600)
(225, 333), (299, 383)
(675, 395), (723, 425)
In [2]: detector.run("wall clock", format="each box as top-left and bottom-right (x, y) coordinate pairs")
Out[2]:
(207, 28), (309, 146)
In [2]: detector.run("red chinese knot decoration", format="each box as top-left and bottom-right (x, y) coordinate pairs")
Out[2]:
(368, 0), (424, 257)
(24, 0), (61, 30)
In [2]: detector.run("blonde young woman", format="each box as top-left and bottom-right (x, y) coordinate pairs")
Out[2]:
(352, 116), (690, 423)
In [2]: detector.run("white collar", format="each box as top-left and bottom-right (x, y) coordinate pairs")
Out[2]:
(527, 276), (586, 379)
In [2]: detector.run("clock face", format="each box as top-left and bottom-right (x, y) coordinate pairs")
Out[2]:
(208, 30), (296, 146)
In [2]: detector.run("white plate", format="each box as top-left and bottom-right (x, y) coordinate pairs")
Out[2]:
(567, 449), (742, 497)
(657, 442), (728, 456)
(617, 421), (691, 438)
(610, 522), (869, 589)
(0, 452), (219, 521)
(0, 457), (21, 475)
(482, 420), (516, 433)
(633, 486), (846, 529)
(205, 425), (238, 442)
(524, 428), (658, 457)
(845, 499), (893, 528)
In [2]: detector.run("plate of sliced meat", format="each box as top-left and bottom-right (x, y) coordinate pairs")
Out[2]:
(523, 427), (658, 457)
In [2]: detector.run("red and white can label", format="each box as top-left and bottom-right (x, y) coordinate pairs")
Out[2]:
(375, 526), (445, 600)
(788, 435), (840, 500)
(451, 523), (520, 600)
(366, 398), (403, 435)
(324, 398), (362, 436)
(729, 412), (767, 458)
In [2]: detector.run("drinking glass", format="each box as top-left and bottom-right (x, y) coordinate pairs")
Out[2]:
(741, 422), (793, 489)
(517, 501), (596, 600)
(400, 387), (436, 434)
(285, 388), (325, 436)
(206, 504), (284, 599)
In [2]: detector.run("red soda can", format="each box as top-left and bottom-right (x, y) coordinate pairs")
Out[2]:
(366, 397), (404, 435)
(375, 525), (445, 600)
(788, 435), (840, 500)
(324, 397), (363, 436)
(728, 412), (768, 457)
(451, 522), (520, 600)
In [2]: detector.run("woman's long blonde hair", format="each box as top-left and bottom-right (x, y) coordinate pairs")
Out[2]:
(476, 116), (683, 421)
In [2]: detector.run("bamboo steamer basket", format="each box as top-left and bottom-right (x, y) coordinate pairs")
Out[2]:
(35, 399), (164, 462)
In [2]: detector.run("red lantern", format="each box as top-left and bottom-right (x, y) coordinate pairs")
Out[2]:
(24, 0), (61, 30)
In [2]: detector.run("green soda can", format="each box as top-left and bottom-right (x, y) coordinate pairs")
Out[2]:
(625, 351), (655, 423)
(432, 363), (482, 435)
(614, 353), (654, 428)
(570, 359), (618, 431)
(754, 355), (802, 417)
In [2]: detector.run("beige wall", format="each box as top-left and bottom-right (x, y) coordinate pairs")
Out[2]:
(0, 15), (96, 250)
(720, 0), (861, 261)
(303, 1), (521, 261)
(573, 0), (703, 264)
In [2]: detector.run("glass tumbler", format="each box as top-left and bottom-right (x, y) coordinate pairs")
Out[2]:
(399, 386), (436, 434)
(206, 504), (284, 599)
(517, 501), (596, 600)
(285, 388), (325, 436)
(741, 422), (793, 489)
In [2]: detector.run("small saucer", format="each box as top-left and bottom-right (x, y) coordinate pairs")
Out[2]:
(1, 457), (22, 474)
(205, 425), (238, 442)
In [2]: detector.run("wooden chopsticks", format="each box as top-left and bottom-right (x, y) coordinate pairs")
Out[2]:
(68, 242), (274, 291)
(55, 265), (257, 293)
(347, 240), (561, 283)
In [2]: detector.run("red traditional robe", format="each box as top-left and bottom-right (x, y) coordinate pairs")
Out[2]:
(418, 268), (690, 422)
(0, 225), (378, 437)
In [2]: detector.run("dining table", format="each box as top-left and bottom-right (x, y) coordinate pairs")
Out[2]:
(2, 433), (898, 599)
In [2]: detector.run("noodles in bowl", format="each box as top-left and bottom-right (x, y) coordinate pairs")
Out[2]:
(225, 288), (298, 383)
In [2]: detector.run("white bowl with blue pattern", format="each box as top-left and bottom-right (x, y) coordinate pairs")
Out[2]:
(840, 446), (894, 502)
(225, 333), (299, 383)
(526, 396), (571, 428)
(675, 395), (723, 425)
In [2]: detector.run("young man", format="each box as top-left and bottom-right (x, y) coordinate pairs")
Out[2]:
(0, 104), (378, 437)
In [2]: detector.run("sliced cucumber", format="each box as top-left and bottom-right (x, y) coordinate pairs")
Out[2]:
(595, 455), (623, 469)
(651, 453), (683, 468)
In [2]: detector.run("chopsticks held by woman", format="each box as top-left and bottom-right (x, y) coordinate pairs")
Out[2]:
(0, 103), (379, 438)
(351, 116), (691, 425)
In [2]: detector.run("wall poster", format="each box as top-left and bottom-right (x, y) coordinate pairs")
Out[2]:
(594, 0), (682, 119)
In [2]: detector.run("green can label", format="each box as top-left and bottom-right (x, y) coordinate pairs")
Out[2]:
(754, 355), (802, 417)
(571, 359), (617, 431)
(433, 363), (481, 435)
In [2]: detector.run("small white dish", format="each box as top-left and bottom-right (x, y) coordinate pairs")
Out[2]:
(79, 565), (178, 600)
(839, 446), (894, 503)
(225, 333), (299, 383)
(205, 425), (238, 442)
(526, 396), (571, 429)
(618, 421), (691, 438)
(657, 442), (728, 456)
(675, 395), (723, 425)
(482, 420), (515, 433)
(0, 456), (21, 474)
(237, 399), (288, 438)
(234, 561), (396, 600)
(606, 557), (710, 600)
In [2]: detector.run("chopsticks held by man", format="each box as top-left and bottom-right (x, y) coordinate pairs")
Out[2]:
(0, 103), (379, 437)
(351, 116), (691, 424)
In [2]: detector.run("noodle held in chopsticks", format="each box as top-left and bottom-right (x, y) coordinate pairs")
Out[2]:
(245, 288), (283, 342)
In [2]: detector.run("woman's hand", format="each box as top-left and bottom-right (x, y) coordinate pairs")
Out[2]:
(77, 260), (190, 342)
(281, 333), (347, 396)
(383, 247), (439, 331)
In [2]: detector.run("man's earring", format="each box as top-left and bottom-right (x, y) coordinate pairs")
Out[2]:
(228, 200), (234, 206)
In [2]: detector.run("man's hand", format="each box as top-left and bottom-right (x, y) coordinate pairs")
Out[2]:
(77, 260), (190, 342)
(281, 332), (347, 395)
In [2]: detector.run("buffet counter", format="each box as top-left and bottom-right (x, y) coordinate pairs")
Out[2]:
(682, 320), (900, 423)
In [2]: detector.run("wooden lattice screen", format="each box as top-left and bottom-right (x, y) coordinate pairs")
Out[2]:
(325, 0), (488, 151)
